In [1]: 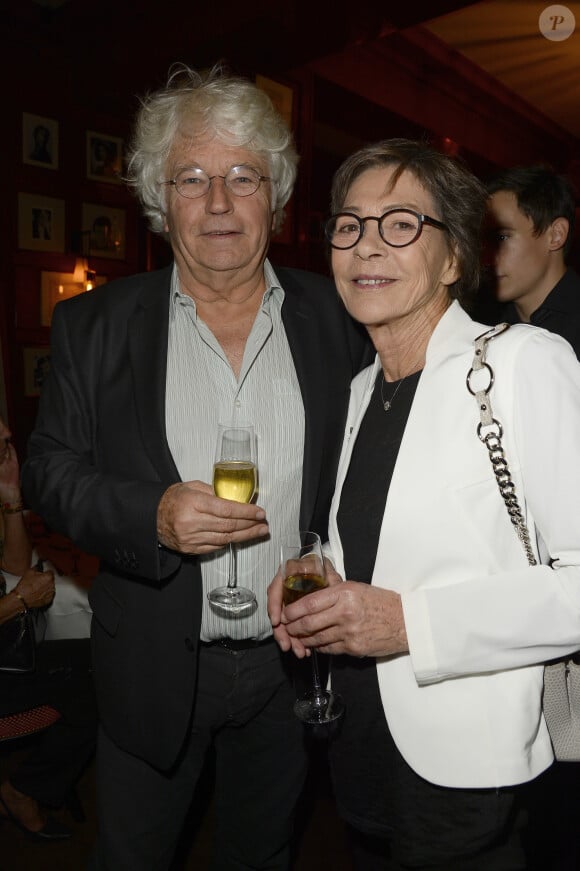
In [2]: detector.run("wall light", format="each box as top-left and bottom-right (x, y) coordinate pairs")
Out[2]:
(71, 229), (96, 291)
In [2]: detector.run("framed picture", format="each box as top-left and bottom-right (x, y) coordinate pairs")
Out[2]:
(23, 346), (51, 397)
(255, 75), (295, 245)
(255, 75), (294, 128)
(40, 270), (107, 326)
(22, 112), (59, 169)
(82, 202), (126, 259)
(86, 131), (123, 183)
(18, 192), (65, 253)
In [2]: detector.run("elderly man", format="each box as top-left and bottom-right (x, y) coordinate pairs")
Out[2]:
(22, 64), (369, 871)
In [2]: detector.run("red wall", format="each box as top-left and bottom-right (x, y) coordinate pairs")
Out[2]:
(2, 8), (578, 456)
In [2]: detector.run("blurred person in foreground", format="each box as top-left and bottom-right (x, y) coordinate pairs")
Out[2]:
(485, 164), (580, 356)
(269, 139), (580, 870)
(21, 64), (369, 870)
(0, 417), (96, 841)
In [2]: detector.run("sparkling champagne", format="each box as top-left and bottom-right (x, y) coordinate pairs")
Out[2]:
(283, 573), (326, 605)
(213, 461), (256, 503)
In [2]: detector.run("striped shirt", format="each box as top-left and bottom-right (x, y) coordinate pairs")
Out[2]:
(165, 261), (304, 640)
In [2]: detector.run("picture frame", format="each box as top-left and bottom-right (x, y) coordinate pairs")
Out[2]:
(86, 130), (123, 183)
(22, 112), (59, 170)
(81, 202), (126, 259)
(40, 270), (107, 327)
(18, 192), (65, 253)
(255, 75), (294, 128)
(23, 346), (51, 397)
(255, 75), (295, 245)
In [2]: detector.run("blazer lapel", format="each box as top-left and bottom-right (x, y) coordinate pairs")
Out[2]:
(279, 271), (326, 527)
(128, 268), (181, 482)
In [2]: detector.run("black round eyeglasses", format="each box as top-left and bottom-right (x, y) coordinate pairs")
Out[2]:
(324, 208), (449, 250)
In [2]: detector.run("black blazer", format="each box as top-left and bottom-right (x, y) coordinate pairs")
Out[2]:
(22, 264), (370, 770)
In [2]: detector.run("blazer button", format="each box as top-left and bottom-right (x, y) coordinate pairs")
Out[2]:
(184, 637), (195, 653)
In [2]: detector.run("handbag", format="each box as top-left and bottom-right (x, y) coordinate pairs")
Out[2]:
(468, 323), (580, 762)
(0, 579), (36, 673)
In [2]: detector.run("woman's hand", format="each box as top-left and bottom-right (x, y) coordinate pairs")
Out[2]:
(267, 567), (310, 657)
(268, 558), (357, 659)
(14, 566), (56, 610)
(280, 581), (409, 659)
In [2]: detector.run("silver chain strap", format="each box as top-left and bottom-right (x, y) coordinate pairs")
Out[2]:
(466, 323), (537, 567)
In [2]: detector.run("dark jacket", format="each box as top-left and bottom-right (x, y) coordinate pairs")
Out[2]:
(503, 268), (580, 359)
(22, 264), (370, 770)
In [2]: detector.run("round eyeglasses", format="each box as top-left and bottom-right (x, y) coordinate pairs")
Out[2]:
(161, 164), (271, 199)
(324, 209), (449, 250)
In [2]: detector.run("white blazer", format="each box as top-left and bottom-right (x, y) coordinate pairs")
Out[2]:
(327, 301), (580, 788)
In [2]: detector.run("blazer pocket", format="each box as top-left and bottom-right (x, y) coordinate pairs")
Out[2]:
(89, 578), (123, 638)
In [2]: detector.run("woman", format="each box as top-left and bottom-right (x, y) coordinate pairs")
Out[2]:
(0, 418), (32, 577)
(268, 139), (580, 869)
(0, 417), (96, 841)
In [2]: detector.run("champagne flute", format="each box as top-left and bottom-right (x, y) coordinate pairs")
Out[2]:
(207, 424), (258, 615)
(281, 531), (345, 725)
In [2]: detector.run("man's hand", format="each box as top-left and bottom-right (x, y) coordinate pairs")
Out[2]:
(157, 481), (269, 554)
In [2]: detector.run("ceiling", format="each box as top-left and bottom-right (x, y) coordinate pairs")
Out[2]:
(19, 0), (580, 143)
(425, 0), (580, 140)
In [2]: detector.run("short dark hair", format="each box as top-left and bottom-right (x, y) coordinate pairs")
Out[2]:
(486, 165), (577, 259)
(329, 138), (487, 307)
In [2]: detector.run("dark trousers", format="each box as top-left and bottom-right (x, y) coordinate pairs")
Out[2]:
(0, 639), (97, 806)
(346, 786), (527, 871)
(525, 762), (580, 871)
(90, 640), (309, 871)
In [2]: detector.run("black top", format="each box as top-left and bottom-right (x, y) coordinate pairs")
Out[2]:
(330, 368), (421, 836)
(503, 268), (580, 360)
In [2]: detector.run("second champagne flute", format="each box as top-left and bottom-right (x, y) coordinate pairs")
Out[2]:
(208, 424), (257, 615)
(281, 531), (345, 725)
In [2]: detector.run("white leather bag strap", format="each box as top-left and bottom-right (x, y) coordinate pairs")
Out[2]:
(468, 325), (580, 762)
(466, 323), (537, 567)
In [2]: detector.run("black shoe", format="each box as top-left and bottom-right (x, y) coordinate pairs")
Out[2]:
(0, 795), (72, 841)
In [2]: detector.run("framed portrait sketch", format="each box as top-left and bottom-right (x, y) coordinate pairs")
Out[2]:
(82, 202), (126, 259)
(23, 347), (51, 397)
(22, 112), (59, 169)
(86, 131), (123, 183)
(18, 193), (65, 253)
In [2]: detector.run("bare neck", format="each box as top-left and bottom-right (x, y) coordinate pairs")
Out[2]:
(369, 299), (449, 381)
(177, 268), (266, 379)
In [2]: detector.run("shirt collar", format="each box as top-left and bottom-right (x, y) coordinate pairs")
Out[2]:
(169, 259), (284, 319)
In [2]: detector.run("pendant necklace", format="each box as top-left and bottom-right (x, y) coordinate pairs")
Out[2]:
(380, 376), (404, 412)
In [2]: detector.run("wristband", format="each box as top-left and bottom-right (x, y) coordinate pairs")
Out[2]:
(10, 590), (29, 613)
(2, 501), (24, 514)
